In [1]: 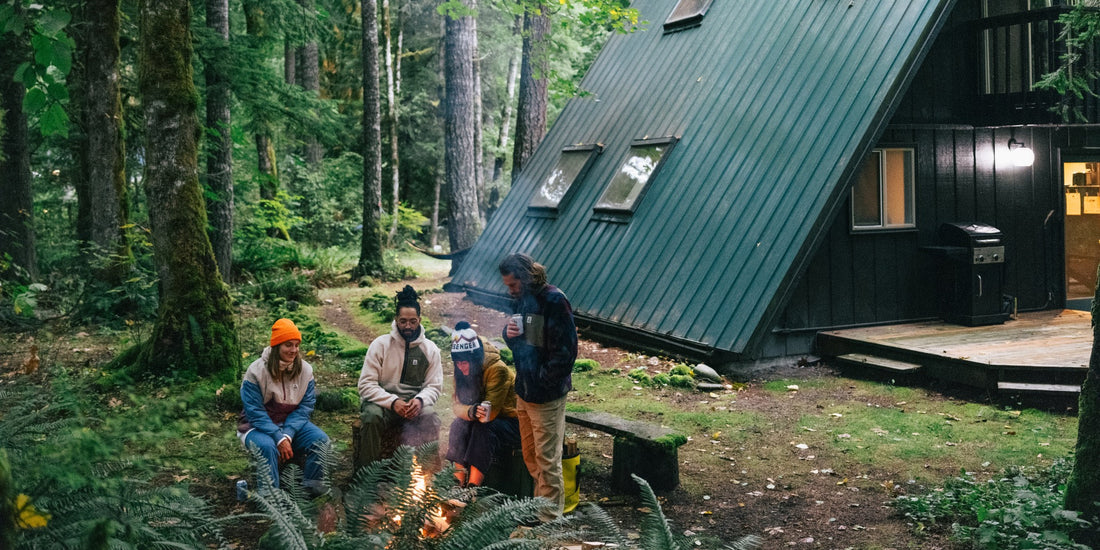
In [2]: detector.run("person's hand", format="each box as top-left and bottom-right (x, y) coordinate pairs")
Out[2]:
(476, 402), (490, 423)
(404, 398), (422, 419)
(277, 438), (293, 463)
(392, 399), (409, 418)
(505, 319), (521, 338)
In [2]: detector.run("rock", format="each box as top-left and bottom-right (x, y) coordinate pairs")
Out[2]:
(696, 382), (726, 392)
(693, 363), (722, 382)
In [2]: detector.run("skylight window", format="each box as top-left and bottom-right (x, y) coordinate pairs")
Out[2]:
(664, 0), (713, 32)
(528, 145), (601, 215)
(593, 137), (676, 220)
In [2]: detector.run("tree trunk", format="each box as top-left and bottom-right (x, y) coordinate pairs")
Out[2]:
(0, 12), (37, 281)
(135, 0), (238, 378)
(298, 0), (322, 167)
(511, 3), (549, 180)
(431, 167), (441, 249)
(492, 15), (521, 185)
(284, 39), (296, 86)
(444, 0), (481, 274)
(1065, 262), (1100, 528)
(356, 0), (384, 278)
(473, 38), (485, 226)
(205, 0), (233, 281)
(244, 0), (281, 244)
(383, 0), (401, 243)
(74, 0), (130, 285)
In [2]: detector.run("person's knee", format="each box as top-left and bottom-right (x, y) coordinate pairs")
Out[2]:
(360, 401), (387, 425)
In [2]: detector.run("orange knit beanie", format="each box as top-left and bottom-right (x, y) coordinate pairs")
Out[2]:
(270, 318), (302, 347)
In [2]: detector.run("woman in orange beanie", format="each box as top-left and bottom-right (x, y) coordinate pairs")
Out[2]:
(237, 318), (330, 495)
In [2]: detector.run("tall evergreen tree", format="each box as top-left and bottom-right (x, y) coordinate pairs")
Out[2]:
(356, 0), (384, 278)
(205, 0), (233, 280)
(383, 0), (402, 243)
(298, 0), (322, 166)
(132, 0), (238, 378)
(510, 0), (548, 180)
(0, 4), (37, 281)
(242, 0), (280, 202)
(72, 0), (131, 284)
(443, 0), (481, 272)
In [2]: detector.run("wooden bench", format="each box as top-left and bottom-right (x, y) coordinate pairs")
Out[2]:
(565, 410), (686, 492)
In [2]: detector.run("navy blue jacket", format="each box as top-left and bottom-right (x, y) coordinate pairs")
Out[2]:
(502, 284), (577, 403)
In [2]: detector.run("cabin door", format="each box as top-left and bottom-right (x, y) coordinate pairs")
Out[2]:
(1062, 161), (1100, 310)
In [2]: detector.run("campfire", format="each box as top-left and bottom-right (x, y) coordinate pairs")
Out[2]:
(389, 457), (457, 539)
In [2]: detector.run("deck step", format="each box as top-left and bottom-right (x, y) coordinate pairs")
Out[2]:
(837, 353), (922, 372)
(996, 381), (1081, 395)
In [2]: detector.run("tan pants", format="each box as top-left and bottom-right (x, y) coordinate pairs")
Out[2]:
(516, 395), (567, 522)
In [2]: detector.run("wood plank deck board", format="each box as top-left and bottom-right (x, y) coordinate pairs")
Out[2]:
(818, 310), (1091, 389)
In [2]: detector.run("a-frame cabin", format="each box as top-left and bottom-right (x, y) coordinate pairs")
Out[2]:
(450, 0), (1100, 373)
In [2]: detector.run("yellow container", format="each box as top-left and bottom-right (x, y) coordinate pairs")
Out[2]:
(562, 453), (580, 514)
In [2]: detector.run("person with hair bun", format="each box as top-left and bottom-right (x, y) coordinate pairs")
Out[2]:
(238, 318), (330, 495)
(355, 285), (443, 471)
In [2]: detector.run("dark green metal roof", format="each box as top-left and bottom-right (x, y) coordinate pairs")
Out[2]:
(453, 0), (955, 358)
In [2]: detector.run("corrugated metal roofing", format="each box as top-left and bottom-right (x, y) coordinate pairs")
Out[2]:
(452, 0), (955, 357)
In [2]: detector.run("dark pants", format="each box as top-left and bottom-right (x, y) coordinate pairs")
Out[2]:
(445, 415), (521, 473)
(355, 401), (440, 473)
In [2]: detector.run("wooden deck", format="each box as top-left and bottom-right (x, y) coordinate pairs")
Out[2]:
(816, 310), (1092, 393)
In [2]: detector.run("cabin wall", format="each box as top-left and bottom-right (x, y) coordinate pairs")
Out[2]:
(761, 125), (1100, 359)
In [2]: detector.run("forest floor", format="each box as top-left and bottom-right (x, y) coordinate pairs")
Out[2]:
(298, 258), (1078, 550)
(1, 255), (1081, 549)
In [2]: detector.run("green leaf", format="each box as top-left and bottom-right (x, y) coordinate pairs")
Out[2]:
(13, 62), (33, 87)
(31, 34), (53, 67)
(0, 4), (14, 32)
(46, 81), (67, 101)
(39, 9), (71, 36)
(41, 102), (69, 137)
(51, 38), (71, 74)
(2, 9), (23, 35)
(22, 87), (47, 113)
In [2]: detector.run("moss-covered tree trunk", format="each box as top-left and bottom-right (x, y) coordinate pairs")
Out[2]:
(205, 0), (234, 281)
(0, 10), (38, 281)
(355, 0), (384, 279)
(73, 0), (131, 285)
(1065, 262), (1100, 524)
(136, 0), (238, 379)
(444, 0), (481, 274)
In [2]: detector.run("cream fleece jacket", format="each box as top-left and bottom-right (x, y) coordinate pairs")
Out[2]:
(358, 321), (443, 409)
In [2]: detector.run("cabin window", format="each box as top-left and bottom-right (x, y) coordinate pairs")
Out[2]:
(978, 0), (1069, 94)
(528, 145), (601, 214)
(851, 148), (914, 231)
(593, 137), (676, 219)
(663, 0), (712, 32)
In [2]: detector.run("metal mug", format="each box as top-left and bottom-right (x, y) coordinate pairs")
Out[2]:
(511, 313), (524, 335)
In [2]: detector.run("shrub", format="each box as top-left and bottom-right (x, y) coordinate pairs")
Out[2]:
(669, 374), (695, 389)
(894, 460), (1093, 549)
(651, 373), (671, 386)
(315, 388), (358, 412)
(628, 367), (652, 386)
(573, 359), (599, 372)
(669, 364), (694, 377)
(499, 347), (514, 365)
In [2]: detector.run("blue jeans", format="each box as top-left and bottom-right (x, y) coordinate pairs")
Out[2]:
(244, 422), (329, 492)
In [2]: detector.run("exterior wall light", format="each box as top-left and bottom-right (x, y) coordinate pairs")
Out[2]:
(1008, 138), (1034, 167)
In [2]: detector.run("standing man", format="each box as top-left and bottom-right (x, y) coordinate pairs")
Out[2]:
(356, 285), (443, 473)
(500, 253), (578, 522)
